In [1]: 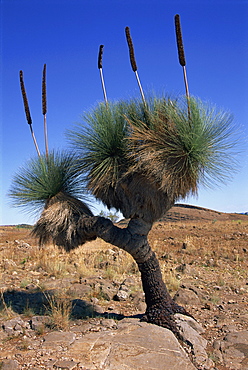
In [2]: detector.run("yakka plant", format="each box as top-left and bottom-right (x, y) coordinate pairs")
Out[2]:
(9, 15), (238, 336)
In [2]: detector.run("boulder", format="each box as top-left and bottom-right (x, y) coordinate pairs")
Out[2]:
(68, 318), (197, 369)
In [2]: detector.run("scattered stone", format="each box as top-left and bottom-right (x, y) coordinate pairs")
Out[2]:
(30, 315), (51, 331)
(203, 303), (212, 310)
(173, 288), (201, 306)
(223, 346), (245, 369)
(90, 297), (99, 304)
(121, 277), (136, 287)
(175, 313), (205, 334)
(100, 318), (117, 329)
(67, 283), (92, 297)
(131, 291), (145, 304)
(214, 330), (248, 369)
(175, 314), (214, 369)
(14, 240), (30, 248)
(0, 359), (19, 370)
(99, 280), (118, 301)
(220, 324), (239, 333)
(114, 288), (130, 301)
(175, 263), (196, 275)
(92, 304), (105, 314)
(224, 331), (248, 345)
(2, 317), (30, 336)
(53, 360), (78, 369)
(71, 322), (92, 334)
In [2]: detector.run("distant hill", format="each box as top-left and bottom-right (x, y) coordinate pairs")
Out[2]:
(160, 204), (248, 223)
(116, 204), (248, 227)
(2, 205), (247, 228)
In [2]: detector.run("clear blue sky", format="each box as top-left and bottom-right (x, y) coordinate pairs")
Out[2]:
(1, 0), (248, 225)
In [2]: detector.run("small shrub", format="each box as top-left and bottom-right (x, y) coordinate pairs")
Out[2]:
(45, 293), (72, 330)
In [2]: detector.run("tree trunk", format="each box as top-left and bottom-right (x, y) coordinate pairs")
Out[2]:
(137, 250), (189, 333)
(81, 215), (189, 335)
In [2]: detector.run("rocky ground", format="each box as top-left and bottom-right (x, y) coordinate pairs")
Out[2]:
(0, 205), (248, 369)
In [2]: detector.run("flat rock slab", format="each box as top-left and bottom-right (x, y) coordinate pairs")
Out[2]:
(68, 318), (196, 370)
(42, 331), (76, 348)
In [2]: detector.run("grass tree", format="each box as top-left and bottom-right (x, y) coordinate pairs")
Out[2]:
(9, 17), (238, 337)
(10, 95), (237, 336)
(66, 97), (236, 332)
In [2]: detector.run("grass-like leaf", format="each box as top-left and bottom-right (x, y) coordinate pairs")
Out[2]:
(9, 150), (90, 215)
(127, 96), (238, 199)
(68, 96), (238, 205)
(10, 95), (239, 229)
(67, 102), (130, 196)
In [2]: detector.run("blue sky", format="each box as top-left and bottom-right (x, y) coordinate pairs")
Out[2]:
(1, 0), (248, 225)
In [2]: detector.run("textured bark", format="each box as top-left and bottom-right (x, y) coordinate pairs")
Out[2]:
(138, 251), (189, 333)
(79, 215), (190, 335)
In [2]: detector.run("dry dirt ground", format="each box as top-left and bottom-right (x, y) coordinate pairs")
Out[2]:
(0, 205), (247, 369)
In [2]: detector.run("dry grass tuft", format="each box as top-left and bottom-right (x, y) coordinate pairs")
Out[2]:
(45, 292), (72, 330)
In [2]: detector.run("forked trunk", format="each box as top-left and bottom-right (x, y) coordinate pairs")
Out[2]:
(80, 216), (189, 335)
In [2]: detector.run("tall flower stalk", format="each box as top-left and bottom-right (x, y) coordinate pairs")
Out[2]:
(42, 64), (49, 158)
(98, 45), (108, 105)
(19, 70), (41, 156)
(125, 26), (146, 104)
(175, 14), (191, 121)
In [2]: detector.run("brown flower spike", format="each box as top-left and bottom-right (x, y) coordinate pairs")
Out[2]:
(19, 70), (32, 125)
(19, 70), (41, 156)
(42, 64), (47, 116)
(98, 45), (104, 69)
(125, 27), (138, 72)
(175, 14), (186, 67)
(97, 45), (108, 104)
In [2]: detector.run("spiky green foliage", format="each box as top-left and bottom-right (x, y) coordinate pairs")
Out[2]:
(9, 151), (90, 215)
(9, 94), (239, 248)
(11, 95), (237, 225)
(67, 102), (130, 195)
(67, 97), (169, 195)
(127, 97), (238, 199)
(68, 96), (238, 207)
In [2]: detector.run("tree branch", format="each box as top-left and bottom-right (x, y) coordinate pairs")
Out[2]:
(80, 216), (153, 263)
